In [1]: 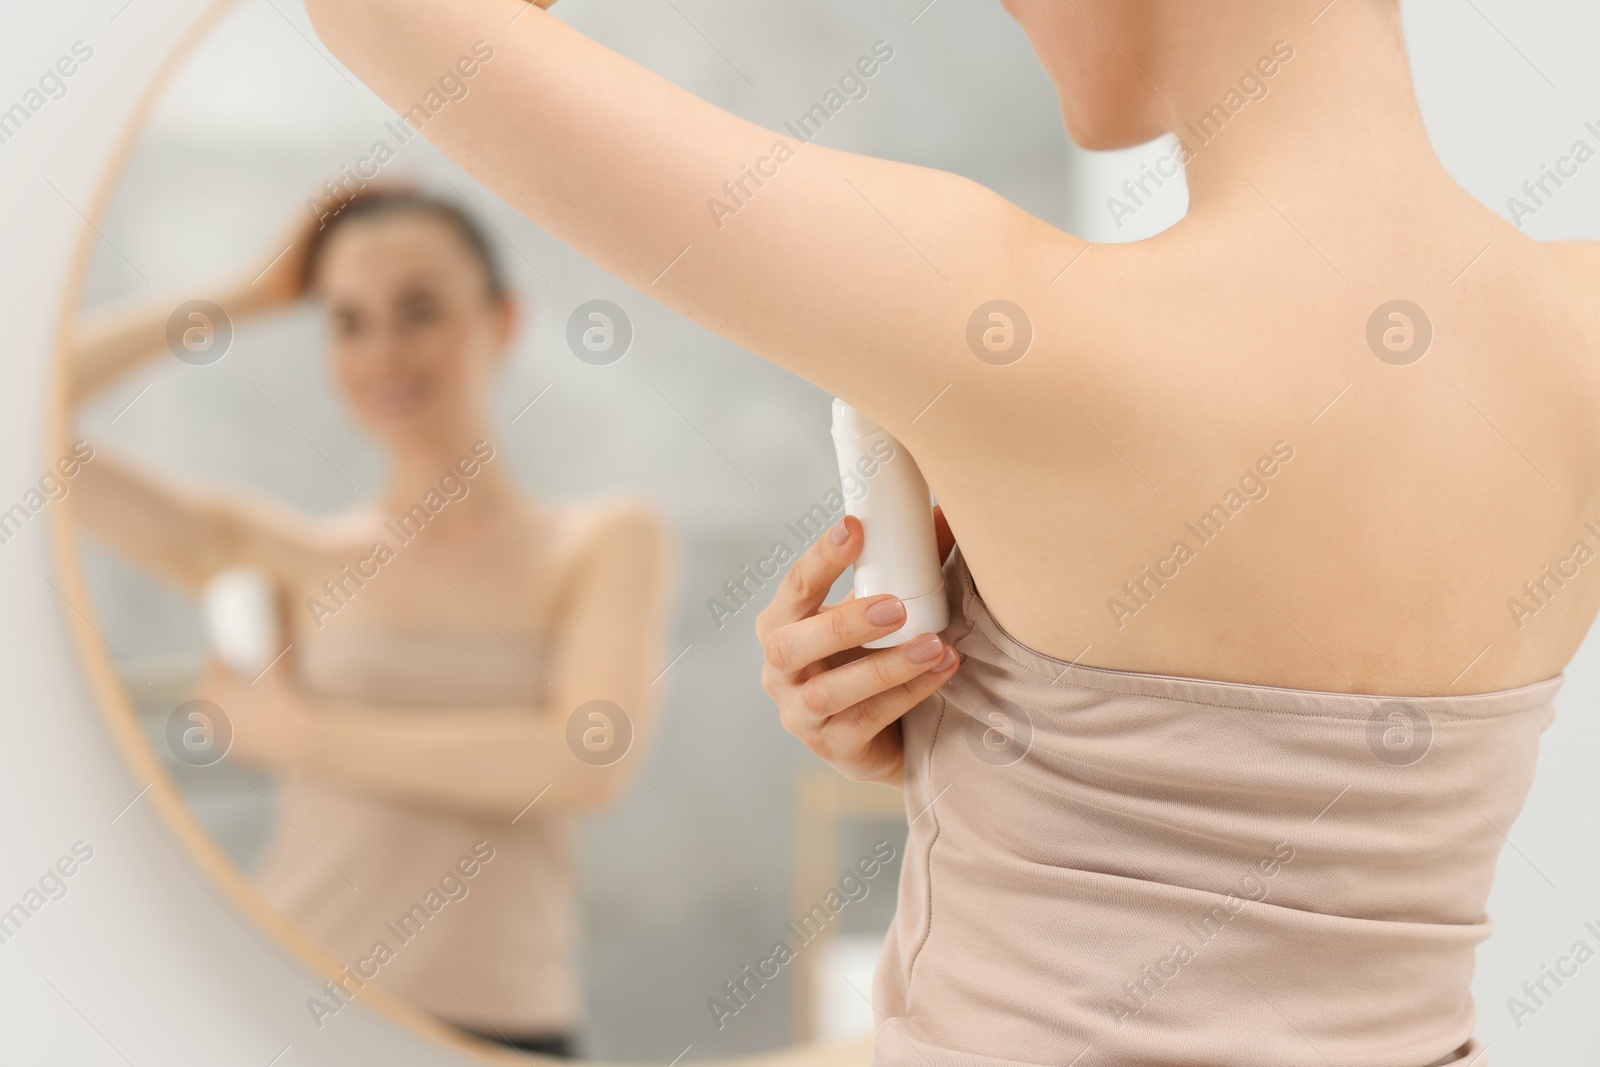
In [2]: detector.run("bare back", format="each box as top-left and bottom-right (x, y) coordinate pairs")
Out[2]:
(910, 187), (1600, 695)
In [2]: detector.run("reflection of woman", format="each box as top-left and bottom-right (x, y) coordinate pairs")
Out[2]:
(71, 188), (672, 1057)
(305, 2), (1599, 1065)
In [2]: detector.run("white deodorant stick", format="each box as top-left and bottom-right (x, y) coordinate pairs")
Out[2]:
(830, 398), (949, 649)
(202, 567), (282, 677)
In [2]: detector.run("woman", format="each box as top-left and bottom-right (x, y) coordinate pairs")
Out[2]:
(303, 1), (1598, 1064)
(71, 187), (673, 1056)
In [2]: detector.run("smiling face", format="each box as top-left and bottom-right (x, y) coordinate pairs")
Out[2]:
(999, 0), (1166, 150)
(310, 211), (513, 450)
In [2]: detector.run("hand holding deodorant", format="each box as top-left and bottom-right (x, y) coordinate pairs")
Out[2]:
(830, 398), (948, 648)
(202, 567), (282, 677)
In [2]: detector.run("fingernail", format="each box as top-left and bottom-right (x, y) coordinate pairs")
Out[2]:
(906, 633), (943, 664)
(866, 598), (906, 626)
(830, 519), (849, 545)
(936, 647), (958, 671)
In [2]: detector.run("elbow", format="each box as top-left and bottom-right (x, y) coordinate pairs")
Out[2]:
(300, 0), (341, 41)
(301, 0), (379, 74)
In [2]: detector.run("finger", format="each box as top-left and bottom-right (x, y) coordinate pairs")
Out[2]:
(789, 633), (955, 724)
(765, 589), (916, 674)
(830, 644), (960, 740)
(933, 504), (954, 565)
(756, 515), (860, 639)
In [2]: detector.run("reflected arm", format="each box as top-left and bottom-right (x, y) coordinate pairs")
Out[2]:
(289, 705), (623, 819)
(68, 226), (314, 585)
(73, 452), (304, 592)
(68, 280), (274, 404)
(70, 214), (308, 404)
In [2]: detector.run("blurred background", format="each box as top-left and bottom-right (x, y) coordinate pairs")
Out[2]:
(61, 0), (1600, 1063)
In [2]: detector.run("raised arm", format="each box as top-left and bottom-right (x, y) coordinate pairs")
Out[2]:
(68, 222), (314, 589)
(72, 281), (266, 404)
(221, 504), (676, 820)
(72, 453), (308, 593)
(303, 0), (1084, 438)
(69, 223), (307, 405)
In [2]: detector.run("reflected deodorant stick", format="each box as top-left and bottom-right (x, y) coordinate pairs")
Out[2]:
(202, 567), (281, 677)
(830, 398), (948, 648)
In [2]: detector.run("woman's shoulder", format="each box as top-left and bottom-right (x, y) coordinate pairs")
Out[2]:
(527, 496), (673, 620)
(293, 500), (395, 551)
(538, 494), (672, 579)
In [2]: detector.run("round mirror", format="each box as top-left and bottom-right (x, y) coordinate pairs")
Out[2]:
(47, 0), (1048, 1060)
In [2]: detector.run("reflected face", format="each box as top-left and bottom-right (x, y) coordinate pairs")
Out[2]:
(310, 213), (512, 447)
(999, 0), (1164, 150)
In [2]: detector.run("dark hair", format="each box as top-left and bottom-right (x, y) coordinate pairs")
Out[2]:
(301, 186), (509, 301)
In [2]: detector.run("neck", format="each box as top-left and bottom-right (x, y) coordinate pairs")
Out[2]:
(1149, 2), (1449, 216)
(380, 425), (520, 521)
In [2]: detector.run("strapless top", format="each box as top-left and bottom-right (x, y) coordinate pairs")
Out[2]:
(872, 545), (1559, 1067)
(251, 624), (578, 1034)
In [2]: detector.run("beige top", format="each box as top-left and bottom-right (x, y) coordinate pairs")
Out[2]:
(873, 545), (1560, 1067)
(252, 626), (577, 1035)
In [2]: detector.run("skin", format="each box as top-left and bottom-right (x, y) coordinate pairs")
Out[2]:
(71, 209), (673, 819)
(304, 0), (1600, 789)
(756, 510), (960, 788)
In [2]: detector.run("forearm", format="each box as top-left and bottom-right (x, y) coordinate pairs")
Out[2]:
(284, 698), (639, 821)
(71, 280), (267, 403)
(69, 452), (270, 591)
(251, 508), (671, 822)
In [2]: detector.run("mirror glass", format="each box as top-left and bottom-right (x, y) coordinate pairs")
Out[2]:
(56, 0), (1090, 1058)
